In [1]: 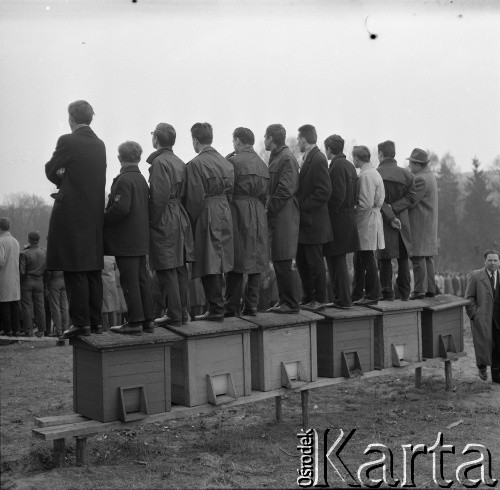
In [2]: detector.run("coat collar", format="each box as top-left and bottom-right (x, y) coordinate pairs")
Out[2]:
(481, 268), (494, 296)
(119, 164), (140, 175)
(302, 145), (319, 165)
(199, 145), (216, 155)
(147, 147), (173, 164)
(360, 161), (376, 173)
(378, 158), (398, 167)
(269, 144), (288, 161)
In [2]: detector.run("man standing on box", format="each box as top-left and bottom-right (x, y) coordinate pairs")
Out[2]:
(225, 127), (269, 317)
(186, 123), (234, 322)
(323, 134), (360, 309)
(352, 145), (385, 306)
(295, 125), (332, 312)
(148, 123), (195, 328)
(104, 141), (154, 335)
(19, 232), (46, 337)
(465, 250), (500, 383)
(377, 140), (416, 301)
(264, 124), (301, 314)
(45, 100), (106, 339)
(406, 148), (438, 300)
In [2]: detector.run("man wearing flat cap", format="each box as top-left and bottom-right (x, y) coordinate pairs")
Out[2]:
(407, 148), (438, 299)
(19, 231), (46, 337)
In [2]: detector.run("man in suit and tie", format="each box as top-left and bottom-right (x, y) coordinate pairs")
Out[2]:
(465, 249), (500, 383)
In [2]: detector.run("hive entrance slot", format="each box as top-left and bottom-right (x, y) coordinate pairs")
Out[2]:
(207, 373), (237, 405)
(391, 343), (412, 367)
(281, 361), (307, 388)
(118, 385), (149, 422)
(341, 351), (363, 378)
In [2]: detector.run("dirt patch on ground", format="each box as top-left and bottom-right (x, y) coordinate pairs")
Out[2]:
(1, 318), (499, 488)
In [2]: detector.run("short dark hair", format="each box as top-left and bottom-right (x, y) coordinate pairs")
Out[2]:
(233, 127), (255, 146)
(118, 141), (142, 163)
(298, 124), (317, 144)
(265, 124), (286, 147)
(68, 100), (94, 125)
(353, 145), (371, 163)
(484, 249), (500, 260)
(0, 217), (11, 231)
(324, 134), (344, 154)
(378, 140), (395, 159)
(154, 123), (176, 147)
(191, 122), (213, 145)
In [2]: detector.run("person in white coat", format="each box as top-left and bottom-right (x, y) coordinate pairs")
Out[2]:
(351, 146), (385, 305)
(0, 217), (22, 335)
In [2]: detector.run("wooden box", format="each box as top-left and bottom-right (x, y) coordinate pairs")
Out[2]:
(242, 311), (320, 391)
(70, 329), (181, 423)
(367, 300), (425, 369)
(166, 318), (255, 407)
(316, 306), (380, 378)
(421, 294), (469, 358)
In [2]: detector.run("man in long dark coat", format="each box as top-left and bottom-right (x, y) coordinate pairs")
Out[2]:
(45, 100), (106, 338)
(295, 125), (332, 312)
(265, 124), (300, 314)
(104, 141), (154, 335)
(465, 250), (500, 383)
(148, 123), (195, 327)
(323, 134), (360, 308)
(186, 123), (234, 322)
(225, 127), (269, 316)
(377, 140), (416, 301)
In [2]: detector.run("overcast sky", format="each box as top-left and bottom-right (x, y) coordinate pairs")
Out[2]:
(1, 0), (499, 202)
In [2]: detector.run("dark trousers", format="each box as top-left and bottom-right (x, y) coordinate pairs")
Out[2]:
(64, 271), (103, 327)
(352, 250), (381, 301)
(48, 282), (69, 335)
(411, 256), (436, 294)
(201, 274), (225, 315)
(379, 236), (411, 300)
(326, 254), (352, 307)
(115, 256), (154, 324)
(0, 301), (21, 334)
(296, 243), (327, 303)
(273, 259), (299, 309)
(226, 271), (261, 314)
(492, 325), (500, 376)
(156, 265), (189, 322)
(20, 278), (46, 334)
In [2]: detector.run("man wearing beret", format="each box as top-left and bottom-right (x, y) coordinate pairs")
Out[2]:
(407, 148), (438, 299)
(19, 231), (46, 337)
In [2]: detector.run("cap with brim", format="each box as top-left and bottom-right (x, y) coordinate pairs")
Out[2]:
(406, 148), (429, 164)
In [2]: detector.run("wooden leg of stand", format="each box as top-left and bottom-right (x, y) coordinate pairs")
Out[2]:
(445, 360), (452, 391)
(75, 436), (87, 466)
(301, 390), (309, 428)
(275, 396), (282, 422)
(53, 438), (65, 467)
(415, 366), (422, 388)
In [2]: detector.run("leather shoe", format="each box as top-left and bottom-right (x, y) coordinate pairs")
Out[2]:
(478, 366), (488, 381)
(110, 323), (143, 335)
(35, 332), (44, 338)
(267, 304), (300, 314)
(91, 325), (103, 334)
(224, 310), (237, 318)
(329, 301), (352, 310)
(160, 318), (182, 328)
(61, 325), (91, 339)
(382, 295), (394, 301)
(491, 368), (500, 383)
(154, 315), (170, 326)
(410, 292), (426, 300)
(143, 321), (155, 333)
(301, 301), (326, 312)
(241, 306), (258, 316)
(425, 292), (436, 298)
(194, 311), (224, 322)
(353, 298), (378, 306)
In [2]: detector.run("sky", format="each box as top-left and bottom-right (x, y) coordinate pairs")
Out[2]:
(1, 0), (499, 202)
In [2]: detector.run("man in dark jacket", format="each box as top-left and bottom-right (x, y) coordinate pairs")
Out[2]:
(104, 141), (154, 335)
(323, 135), (360, 308)
(295, 125), (332, 312)
(148, 123), (195, 327)
(45, 100), (106, 339)
(225, 127), (269, 316)
(186, 123), (234, 322)
(265, 124), (300, 314)
(377, 140), (416, 301)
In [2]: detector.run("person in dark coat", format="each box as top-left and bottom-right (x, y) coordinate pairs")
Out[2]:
(148, 123), (195, 327)
(186, 123), (234, 322)
(225, 127), (269, 316)
(104, 141), (154, 335)
(295, 125), (332, 312)
(264, 124), (300, 314)
(465, 250), (500, 383)
(45, 100), (106, 339)
(323, 134), (360, 308)
(377, 140), (416, 301)
(407, 148), (438, 299)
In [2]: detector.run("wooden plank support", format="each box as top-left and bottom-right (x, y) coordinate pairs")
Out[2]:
(445, 360), (452, 391)
(275, 396), (282, 422)
(53, 438), (65, 467)
(36, 414), (89, 428)
(415, 366), (422, 388)
(301, 390), (309, 428)
(75, 436), (87, 466)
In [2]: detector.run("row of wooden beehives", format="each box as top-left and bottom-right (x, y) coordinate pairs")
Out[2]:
(70, 294), (469, 423)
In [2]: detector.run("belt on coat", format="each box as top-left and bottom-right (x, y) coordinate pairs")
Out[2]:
(233, 195), (260, 202)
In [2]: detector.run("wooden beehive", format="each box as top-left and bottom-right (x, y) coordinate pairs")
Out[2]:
(70, 329), (181, 422)
(166, 318), (255, 407)
(367, 300), (425, 369)
(421, 294), (469, 359)
(316, 306), (380, 378)
(242, 311), (320, 392)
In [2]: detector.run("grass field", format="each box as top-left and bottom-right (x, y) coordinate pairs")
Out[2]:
(1, 317), (499, 489)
